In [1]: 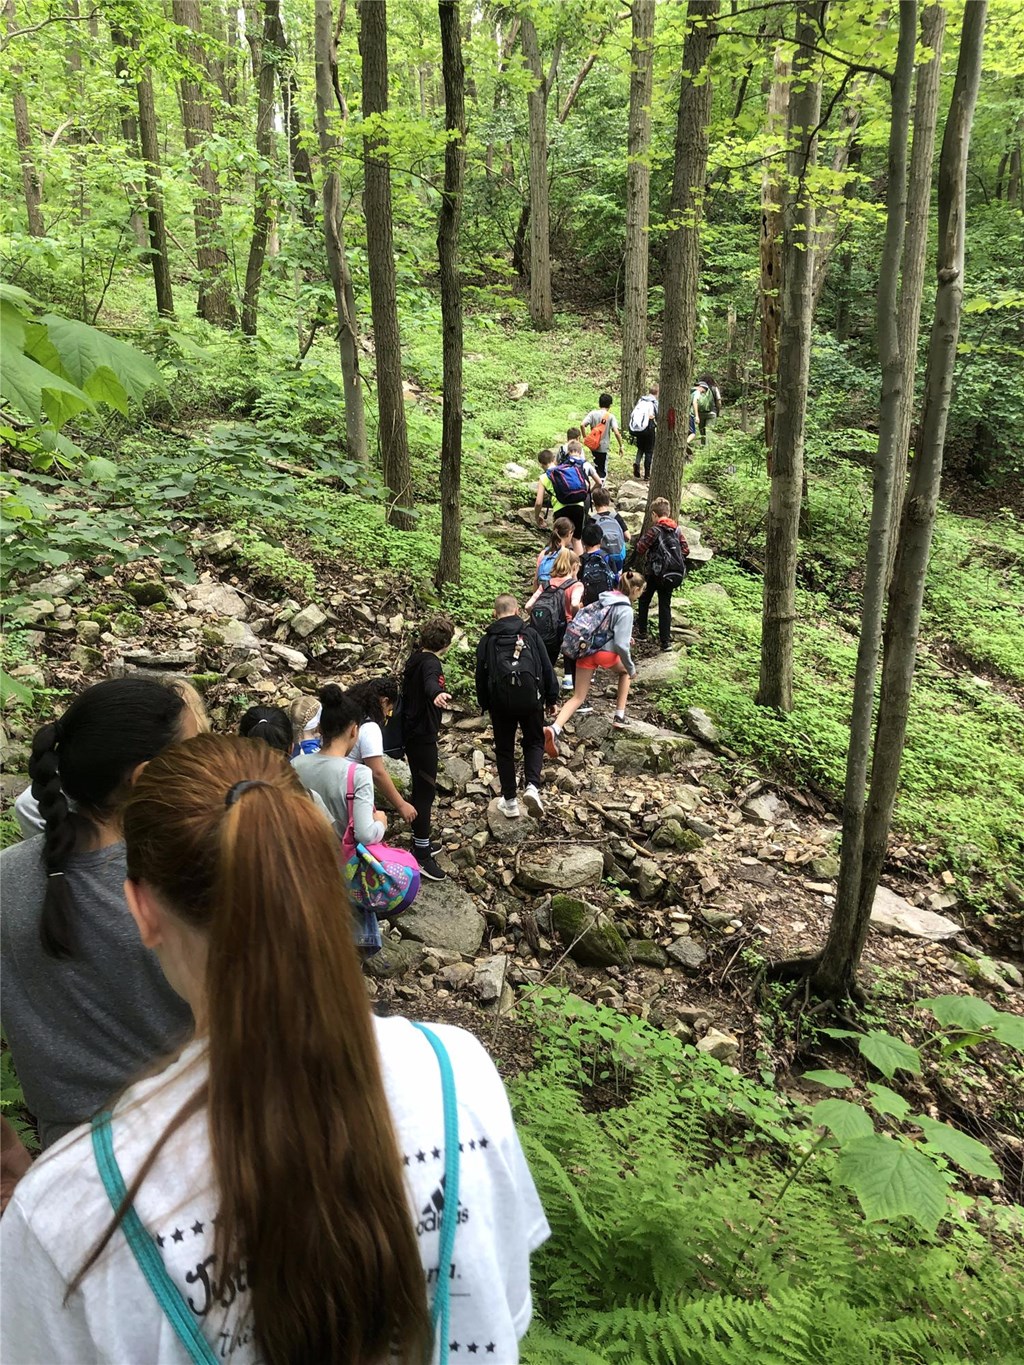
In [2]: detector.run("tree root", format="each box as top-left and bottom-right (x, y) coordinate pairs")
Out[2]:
(763, 953), (868, 1010)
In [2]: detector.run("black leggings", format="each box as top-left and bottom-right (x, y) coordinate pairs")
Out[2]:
(637, 579), (676, 649)
(404, 739), (439, 842)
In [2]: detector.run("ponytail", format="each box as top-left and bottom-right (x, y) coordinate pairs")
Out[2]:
(29, 721), (77, 958)
(318, 682), (360, 745)
(115, 735), (430, 1365)
(549, 515), (574, 552)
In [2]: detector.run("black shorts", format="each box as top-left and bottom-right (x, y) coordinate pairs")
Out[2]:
(556, 502), (587, 538)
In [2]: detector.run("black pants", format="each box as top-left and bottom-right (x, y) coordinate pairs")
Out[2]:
(637, 578), (675, 649)
(634, 427), (656, 478)
(404, 738), (439, 842)
(558, 501), (587, 540)
(491, 707), (544, 798)
(593, 447), (609, 479)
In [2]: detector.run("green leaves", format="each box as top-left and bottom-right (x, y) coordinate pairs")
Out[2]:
(837, 1135), (948, 1234)
(865, 1084), (911, 1121)
(920, 994), (998, 1031)
(914, 1117), (1001, 1182)
(801, 1069), (853, 1089)
(810, 1099), (874, 1142)
(857, 1030), (922, 1079)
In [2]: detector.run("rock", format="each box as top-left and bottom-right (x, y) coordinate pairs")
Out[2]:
(70, 645), (103, 671)
(502, 462), (530, 481)
(31, 570), (84, 599)
(397, 880), (484, 955)
(614, 478), (650, 510)
(635, 857), (666, 901)
(509, 382), (529, 400)
(996, 960), (1023, 988)
(290, 603), (329, 638)
(473, 955), (509, 1004)
(219, 618), (261, 652)
(652, 819), (704, 853)
(693, 583), (730, 603)
(13, 600), (55, 624)
(363, 940), (426, 980)
(697, 1028), (739, 1064)
(383, 757), (411, 796)
(188, 581), (248, 619)
(634, 651), (683, 689)
(700, 908), (733, 928)
(199, 529), (238, 558)
(667, 937), (707, 971)
(438, 961), (476, 990)
(267, 642), (308, 670)
(663, 788), (701, 818)
(75, 619), (102, 644)
(517, 845), (604, 892)
(680, 482), (718, 503)
(120, 648), (198, 671)
(686, 816), (718, 839)
(439, 755), (473, 794)
(809, 857), (840, 880)
(125, 580), (169, 607)
(870, 885), (962, 942)
(608, 731), (696, 776)
(953, 953), (1009, 992)
(683, 706), (720, 745)
(549, 895), (631, 968)
(485, 798), (538, 844)
(741, 792), (787, 826)
(627, 939), (669, 968)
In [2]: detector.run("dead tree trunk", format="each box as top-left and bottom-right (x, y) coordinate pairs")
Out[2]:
(756, 1), (825, 712)
(759, 42), (789, 465)
(359, 0), (415, 527)
(521, 16), (561, 330)
(645, 0), (718, 522)
(434, 0), (466, 590)
(619, 0), (655, 431)
(241, 0), (278, 335)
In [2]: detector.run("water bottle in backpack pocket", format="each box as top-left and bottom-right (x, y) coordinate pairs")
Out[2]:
(561, 601), (616, 660)
(488, 630), (544, 716)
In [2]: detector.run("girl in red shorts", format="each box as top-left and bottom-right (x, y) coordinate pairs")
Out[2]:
(544, 570), (645, 754)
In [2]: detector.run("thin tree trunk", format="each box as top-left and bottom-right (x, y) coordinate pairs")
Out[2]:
(756, 1), (826, 712)
(810, 95), (866, 311)
(521, 17), (560, 330)
(110, 30), (149, 250)
(314, 0), (366, 465)
(4, 0), (45, 237)
(241, 0), (277, 335)
(619, 0), (655, 432)
(172, 0), (237, 325)
(267, 3), (316, 230)
(646, 0), (718, 520)
(759, 43), (789, 466)
(887, 2), (946, 584)
(828, 0), (917, 992)
(812, 0), (986, 1001)
(359, 0), (414, 526)
(435, 0), (466, 590)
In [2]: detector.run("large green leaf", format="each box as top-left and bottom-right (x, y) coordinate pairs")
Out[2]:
(858, 1030), (922, 1079)
(810, 1098), (875, 1143)
(865, 1084), (911, 1121)
(992, 1012), (1024, 1052)
(919, 994), (998, 1032)
(837, 1135), (948, 1233)
(0, 299), (27, 351)
(915, 1116), (1001, 1181)
(801, 1069), (853, 1089)
(82, 364), (129, 415)
(39, 314), (162, 403)
(0, 347), (93, 425)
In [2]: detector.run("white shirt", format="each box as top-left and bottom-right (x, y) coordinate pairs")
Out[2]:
(350, 719), (384, 765)
(1, 1018), (549, 1364)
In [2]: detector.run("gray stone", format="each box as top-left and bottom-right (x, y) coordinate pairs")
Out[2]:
(75, 619), (101, 644)
(608, 730), (696, 776)
(667, 937), (707, 972)
(517, 845), (604, 892)
(953, 954), (1009, 992)
(741, 792), (787, 826)
(870, 885), (962, 942)
(440, 755), (474, 793)
(70, 645), (103, 671)
(486, 798), (538, 844)
(188, 581), (248, 620)
(219, 618), (261, 652)
(627, 939), (670, 968)
(684, 706), (720, 745)
(363, 940), (426, 980)
(509, 382), (529, 400)
(503, 462), (530, 481)
(663, 787), (701, 818)
(125, 580), (170, 607)
(686, 816), (718, 840)
(267, 642), (308, 670)
(635, 857), (666, 901)
(383, 757), (411, 797)
(694, 583), (730, 603)
(397, 880), (484, 956)
(996, 960), (1023, 988)
(549, 895), (631, 968)
(290, 603), (329, 638)
(700, 908), (733, 929)
(635, 651), (683, 690)
(121, 648), (198, 671)
(31, 570), (84, 599)
(680, 482), (718, 503)
(438, 961), (476, 990)
(473, 955), (509, 1004)
(614, 478), (650, 510)
(652, 819), (704, 853)
(809, 857), (840, 881)
(199, 530), (238, 558)
(697, 1028), (739, 1063)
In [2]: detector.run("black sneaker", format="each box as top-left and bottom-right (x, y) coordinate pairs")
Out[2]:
(417, 854), (447, 882)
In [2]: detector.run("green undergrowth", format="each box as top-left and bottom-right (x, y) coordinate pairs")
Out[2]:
(514, 990), (1024, 1365)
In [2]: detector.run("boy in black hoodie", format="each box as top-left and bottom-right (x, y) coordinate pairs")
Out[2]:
(476, 595), (559, 819)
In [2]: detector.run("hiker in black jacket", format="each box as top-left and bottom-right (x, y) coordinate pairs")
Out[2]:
(476, 595), (559, 820)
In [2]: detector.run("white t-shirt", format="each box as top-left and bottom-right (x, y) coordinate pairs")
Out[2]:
(350, 719), (384, 765)
(1, 1017), (549, 1364)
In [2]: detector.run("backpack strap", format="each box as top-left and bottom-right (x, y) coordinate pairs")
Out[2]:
(412, 1023), (460, 1365)
(91, 1112), (220, 1364)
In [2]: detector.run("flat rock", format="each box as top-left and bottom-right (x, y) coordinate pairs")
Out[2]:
(486, 798), (538, 844)
(741, 792), (787, 826)
(397, 880), (485, 955)
(627, 938), (669, 968)
(693, 582), (730, 602)
(503, 462), (530, 481)
(680, 482), (718, 503)
(635, 651), (683, 689)
(267, 642), (308, 669)
(684, 706), (720, 745)
(667, 936), (707, 972)
(614, 478), (650, 509)
(517, 845), (604, 892)
(439, 755), (473, 794)
(219, 617), (261, 652)
(697, 1027), (739, 1063)
(870, 885), (962, 942)
(188, 581), (248, 619)
(30, 570), (85, 598)
(121, 648), (197, 671)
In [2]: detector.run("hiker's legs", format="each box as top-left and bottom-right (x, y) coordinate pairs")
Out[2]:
(614, 661), (632, 715)
(594, 447), (608, 481)
(637, 578), (657, 637)
(491, 709), (518, 800)
(405, 739), (438, 844)
(520, 709), (545, 789)
(554, 669), (594, 729)
(637, 429), (655, 479)
(657, 581), (674, 649)
(563, 502), (586, 553)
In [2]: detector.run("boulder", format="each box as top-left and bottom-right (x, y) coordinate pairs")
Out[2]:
(635, 651), (683, 690)
(397, 880), (485, 956)
(697, 1028), (739, 1064)
(693, 582), (730, 603)
(363, 940), (426, 980)
(549, 894), (630, 968)
(188, 581), (248, 620)
(70, 645), (103, 671)
(486, 798), (538, 844)
(608, 730), (696, 776)
(75, 619), (101, 644)
(741, 792), (787, 826)
(517, 845), (604, 892)
(125, 580), (169, 607)
(502, 462), (530, 481)
(199, 529), (238, 559)
(667, 936), (707, 972)
(290, 604), (329, 638)
(627, 938), (670, 968)
(870, 885), (962, 941)
(438, 961), (476, 990)
(680, 482), (718, 503)
(614, 478), (650, 510)
(809, 856), (840, 881)
(683, 706), (720, 745)
(383, 757), (411, 797)
(652, 819), (704, 853)
(30, 570), (85, 599)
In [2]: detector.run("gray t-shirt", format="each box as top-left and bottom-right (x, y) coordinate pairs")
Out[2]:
(582, 409), (620, 453)
(291, 752), (385, 845)
(0, 838), (193, 1148)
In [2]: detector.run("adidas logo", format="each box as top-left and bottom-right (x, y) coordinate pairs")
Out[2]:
(416, 1176), (470, 1235)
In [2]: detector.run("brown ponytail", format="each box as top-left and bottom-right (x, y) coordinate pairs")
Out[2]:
(113, 735), (430, 1365)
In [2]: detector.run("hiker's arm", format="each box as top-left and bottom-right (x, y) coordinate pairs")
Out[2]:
(352, 765), (386, 844)
(678, 529), (691, 557)
(475, 640), (489, 712)
(534, 481), (547, 527)
(365, 755), (416, 825)
(614, 418), (623, 451)
(1, 1118), (32, 1215)
(616, 513), (631, 543)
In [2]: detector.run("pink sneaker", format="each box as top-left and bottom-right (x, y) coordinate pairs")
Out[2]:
(543, 726), (560, 759)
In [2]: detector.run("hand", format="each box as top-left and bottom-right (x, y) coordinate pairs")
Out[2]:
(373, 809), (388, 829)
(399, 800), (417, 824)
(433, 691), (453, 710)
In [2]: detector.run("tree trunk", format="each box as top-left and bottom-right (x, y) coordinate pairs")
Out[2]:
(435, 0), (466, 590)
(109, 29), (149, 251)
(172, 0), (237, 326)
(759, 42), (789, 466)
(359, 0), (414, 526)
(4, 0), (45, 237)
(810, 96), (866, 311)
(827, 0), (917, 994)
(812, 0), (986, 1001)
(241, 0), (278, 335)
(521, 17), (560, 330)
(756, 2), (826, 712)
(886, 2), (946, 585)
(619, 0), (655, 431)
(646, 0), (718, 521)
(267, 3), (317, 230)
(313, 0), (367, 465)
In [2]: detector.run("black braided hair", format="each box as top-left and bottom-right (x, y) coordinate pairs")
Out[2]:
(239, 706), (291, 756)
(345, 678), (400, 730)
(29, 677), (187, 959)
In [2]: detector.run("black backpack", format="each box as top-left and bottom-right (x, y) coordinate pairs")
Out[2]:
(487, 630), (543, 716)
(530, 580), (570, 650)
(646, 525), (688, 587)
(580, 550), (617, 605)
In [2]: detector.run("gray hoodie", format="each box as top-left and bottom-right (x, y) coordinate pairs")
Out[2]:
(597, 590), (637, 676)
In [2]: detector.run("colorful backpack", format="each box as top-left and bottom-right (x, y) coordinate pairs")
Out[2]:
(341, 764), (420, 920)
(548, 456), (588, 504)
(561, 599), (616, 660)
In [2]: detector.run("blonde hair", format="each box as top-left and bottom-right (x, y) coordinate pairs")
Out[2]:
(650, 497), (671, 519)
(551, 548), (576, 579)
(165, 677), (211, 734)
(620, 570), (646, 603)
(289, 694), (321, 739)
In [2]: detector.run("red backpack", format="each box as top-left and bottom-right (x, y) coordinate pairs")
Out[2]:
(583, 413), (609, 452)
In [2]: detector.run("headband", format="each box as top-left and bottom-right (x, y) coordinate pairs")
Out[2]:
(303, 705), (322, 732)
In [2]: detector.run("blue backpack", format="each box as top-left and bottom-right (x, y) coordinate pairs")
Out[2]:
(548, 456), (588, 504)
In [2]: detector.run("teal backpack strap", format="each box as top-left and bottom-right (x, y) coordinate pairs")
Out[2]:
(91, 1112), (219, 1365)
(412, 1023), (460, 1365)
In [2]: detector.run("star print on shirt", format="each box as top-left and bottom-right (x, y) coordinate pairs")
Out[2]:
(478, 1137), (489, 1149)
(171, 1228), (184, 1243)
(155, 1235), (165, 1248)
(431, 1146), (441, 1160)
(467, 1345), (479, 1355)
(416, 1150), (427, 1163)
(191, 1220), (204, 1236)
(486, 1346), (496, 1354)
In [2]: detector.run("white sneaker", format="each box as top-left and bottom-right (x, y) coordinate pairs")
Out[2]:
(561, 676), (574, 692)
(523, 785), (544, 817)
(498, 797), (521, 819)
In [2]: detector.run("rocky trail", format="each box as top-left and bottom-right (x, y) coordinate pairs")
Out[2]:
(3, 473), (1022, 1188)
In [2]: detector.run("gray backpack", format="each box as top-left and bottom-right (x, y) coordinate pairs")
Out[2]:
(594, 512), (625, 561)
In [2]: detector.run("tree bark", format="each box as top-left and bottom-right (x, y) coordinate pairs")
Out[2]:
(828, 0), (917, 992)
(4, 0), (45, 237)
(109, 27), (149, 251)
(240, 0), (277, 335)
(619, 0), (655, 432)
(266, 2), (316, 231)
(810, 96), (866, 312)
(359, 0), (414, 526)
(521, 16), (560, 330)
(435, 0), (466, 590)
(812, 0), (986, 1001)
(886, 2), (946, 585)
(756, 2), (825, 712)
(314, 0), (367, 465)
(171, 0), (237, 326)
(759, 42), (789, 465)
